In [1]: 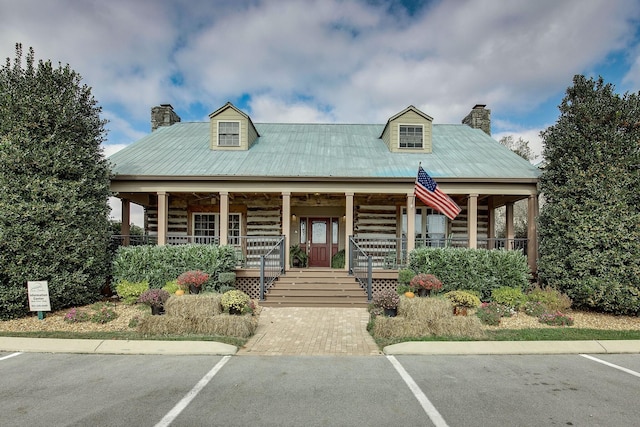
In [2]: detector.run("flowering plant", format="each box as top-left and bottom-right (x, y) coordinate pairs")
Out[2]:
(444, 290), (481, 308)
(177, 270), (209, 288)
(221, 290), (251, 314)
(538, 311), (574, 326)
(64, 307), (89, 323)
(410, 274), (443, 292)
(372, 288), (400, 309)
(476, 302), (508, 326)
(137, 288), (171, 308)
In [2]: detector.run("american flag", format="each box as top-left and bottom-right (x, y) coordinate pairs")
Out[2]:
(414, 166), (461, 220)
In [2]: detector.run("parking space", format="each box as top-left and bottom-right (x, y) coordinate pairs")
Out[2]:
(396, 354), (640, 426)
(1, 352), (639, 426)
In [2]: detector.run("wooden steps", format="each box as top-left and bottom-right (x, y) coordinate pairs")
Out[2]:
(261, 268), (369, 308)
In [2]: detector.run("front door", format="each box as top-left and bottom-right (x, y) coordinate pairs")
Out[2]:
(308, 218), (330, 267)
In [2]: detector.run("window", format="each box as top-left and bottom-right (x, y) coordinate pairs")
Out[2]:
(399, 125), (423, 149)
(192, 212), (242, 244)
(218, 121), (240, 146)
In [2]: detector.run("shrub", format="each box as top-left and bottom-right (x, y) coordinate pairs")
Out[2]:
(476, 302), (505, 326)
(522, 301), (547, 317)
(408, 247), (531, 300)
(0, 285), (28, 320)
(538, 311), (574, 326)
(372, 289), (400, 309)
(491, 287), (526, 311)
(444, 290), (481, 308)
(218, 272), (236, 286)
(162, 280), (180, 294)
(331, 250), (345, 268)
(89, 302), (118, 324)
(112, 244), (237, 290)
(220, 290), (251, 314)
(397, 268), (416, 286)
(64, 307), (90, 323)
(138, 289), (171, 308)
(526, 286), (572, 312)
(115, 280), (149, 304)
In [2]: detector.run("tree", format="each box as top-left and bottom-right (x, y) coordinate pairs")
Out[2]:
(537, 75), (640, 315)
(0, 44), (112, 319)
(494, 136), (536, 239)
(498, 135), (537, 162)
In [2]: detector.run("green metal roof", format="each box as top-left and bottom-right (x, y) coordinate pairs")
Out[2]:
(108, 122), (540, 180)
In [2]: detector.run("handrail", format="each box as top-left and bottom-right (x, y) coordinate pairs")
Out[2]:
(259, 236), (285, 301)
(349, 236), (372, 302)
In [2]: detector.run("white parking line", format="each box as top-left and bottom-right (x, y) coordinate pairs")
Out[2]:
(155, 355), (231, 427)
(386, 355), (449, 427)
(0, 352), (22, 361)
(580, 354), (640, 378)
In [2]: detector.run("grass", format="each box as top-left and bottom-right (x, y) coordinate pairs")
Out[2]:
(374, 328), (640, 348)
(0, 330), (247, 347)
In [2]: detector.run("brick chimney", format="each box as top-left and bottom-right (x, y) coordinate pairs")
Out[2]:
(462, 104), (491, 135)
(151, 104), (181, 132)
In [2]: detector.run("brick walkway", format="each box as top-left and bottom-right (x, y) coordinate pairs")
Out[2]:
(237, 307), (381, 356)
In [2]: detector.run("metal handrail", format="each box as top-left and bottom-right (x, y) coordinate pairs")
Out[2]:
(259, 236), (285, 301)
(349, 236), (372, 302)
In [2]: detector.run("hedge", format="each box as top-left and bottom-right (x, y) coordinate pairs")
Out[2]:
(408, 247), (531, 300)
(112, 244), (237, 291)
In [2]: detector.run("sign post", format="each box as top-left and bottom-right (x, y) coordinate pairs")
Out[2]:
(27, 281), (51, 320)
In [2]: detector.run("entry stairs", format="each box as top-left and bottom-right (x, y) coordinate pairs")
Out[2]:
(261, 268), (369, 308)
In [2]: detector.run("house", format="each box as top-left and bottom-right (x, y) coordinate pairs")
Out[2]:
(109, 102), (540, 303)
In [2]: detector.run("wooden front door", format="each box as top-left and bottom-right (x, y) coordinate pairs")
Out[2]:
(308, 218), (330, 267)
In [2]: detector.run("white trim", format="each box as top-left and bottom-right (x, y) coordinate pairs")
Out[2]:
(398, 123), (424, 149)
(217, 120), (241, 147)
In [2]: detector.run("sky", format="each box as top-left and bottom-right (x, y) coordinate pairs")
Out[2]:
(2, 0), (640, 225)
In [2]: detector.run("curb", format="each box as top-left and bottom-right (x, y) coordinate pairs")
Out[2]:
(383, 340), (640, 355)
(0, 337), (237, 356)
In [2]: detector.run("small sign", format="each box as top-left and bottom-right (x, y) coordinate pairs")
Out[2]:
(27, 281), (51, 312)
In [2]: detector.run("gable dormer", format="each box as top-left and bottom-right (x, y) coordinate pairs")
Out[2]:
(380, 105), (433, 153)
(209, 102), (260, 151)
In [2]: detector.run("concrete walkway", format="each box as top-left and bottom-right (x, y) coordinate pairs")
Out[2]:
(238, 307), (381, 356)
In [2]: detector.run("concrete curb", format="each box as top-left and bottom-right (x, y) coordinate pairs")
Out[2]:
(0, 337), (237, 356)
(383, 340), (640, 355)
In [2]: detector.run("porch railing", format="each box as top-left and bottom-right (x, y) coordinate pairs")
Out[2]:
(231, 236), (287, 268)
(259, 236), (286, 301)
(348, 236), (372, 302)
(167, 235), (220, 245)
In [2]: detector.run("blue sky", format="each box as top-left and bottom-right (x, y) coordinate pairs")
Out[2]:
(2, 0), (640, 224)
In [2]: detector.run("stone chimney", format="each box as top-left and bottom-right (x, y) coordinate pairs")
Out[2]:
(151, 104), (181, 132)
(462, 104), (491, 135)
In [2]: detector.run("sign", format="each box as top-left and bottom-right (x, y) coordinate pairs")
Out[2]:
(27, 281), (51, 312)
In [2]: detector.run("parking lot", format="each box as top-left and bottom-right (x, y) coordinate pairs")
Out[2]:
(1, 351), (639, 426)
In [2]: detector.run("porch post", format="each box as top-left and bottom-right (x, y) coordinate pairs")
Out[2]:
(487, 200), (495, 249)
(467, 194), (478, 249)
(157, 191), (168, 246)
(406, 193), (415, 253)
(527, 195), (538, 274)
(220, 191), (229, 246)
(344, 192), (354, 271)
(121, 198), (130, 246)
(282, 192), (291, 271)
(506, 202), (514, 249)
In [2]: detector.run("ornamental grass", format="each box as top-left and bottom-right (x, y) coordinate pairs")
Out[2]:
(371, 296), (485, 339)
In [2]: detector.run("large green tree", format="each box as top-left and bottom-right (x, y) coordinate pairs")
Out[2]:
(0, 44), (112, 319)
(538, 75), (640, 315)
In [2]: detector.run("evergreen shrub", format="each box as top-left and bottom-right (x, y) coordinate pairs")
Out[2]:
(408, 247), (531, 300)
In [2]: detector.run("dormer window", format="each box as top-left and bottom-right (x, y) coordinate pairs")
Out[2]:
(218, 121), (240, 146)
(399, 124), (423, 149)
